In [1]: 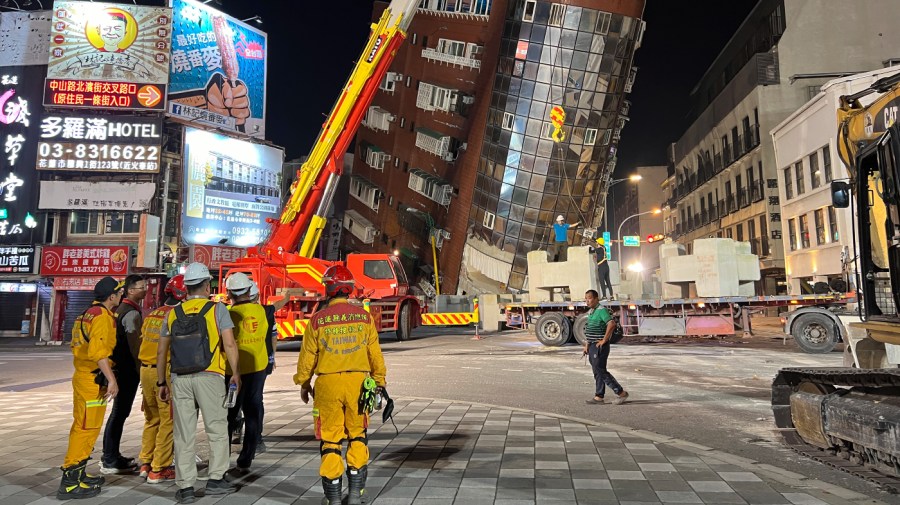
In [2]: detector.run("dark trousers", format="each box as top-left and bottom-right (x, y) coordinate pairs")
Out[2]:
(226, 370), (266, 468)
(588, 342), (623, 398)
(553, 242), (569, 262)
(597, 263), (613, 298)
(102, 369), (139, 463)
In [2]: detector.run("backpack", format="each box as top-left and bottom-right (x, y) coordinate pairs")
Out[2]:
(169, 302), (216, 375)
(609, 319), (625, 344)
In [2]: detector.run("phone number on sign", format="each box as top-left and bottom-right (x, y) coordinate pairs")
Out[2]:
(37, 143), (161, 162)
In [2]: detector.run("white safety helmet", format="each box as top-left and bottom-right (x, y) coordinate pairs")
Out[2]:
(248, 281), (260, 300)
(183, 262), (212, 286)
(556, 215), (565, 222)
(225, 272), (253, 295)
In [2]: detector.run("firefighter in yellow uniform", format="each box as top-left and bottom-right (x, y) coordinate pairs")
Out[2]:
(136, 275), (187, 484)
(58, 276), (123, 500)
(295, 265), (387, 505)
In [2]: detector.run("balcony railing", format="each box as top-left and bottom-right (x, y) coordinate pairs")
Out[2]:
(738, 188), (749, 209)
(726, 196), (736, 213)
(422, 48), (481, 69)
(750, 236), (770, 258)
(674, 124), (762, 204)
(750, 179), (765, 203)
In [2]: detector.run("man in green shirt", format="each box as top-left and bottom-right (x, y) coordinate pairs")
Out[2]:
(582, 289), (628, 404)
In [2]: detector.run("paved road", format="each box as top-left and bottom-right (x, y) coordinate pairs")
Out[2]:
(0, 324), (894, 503)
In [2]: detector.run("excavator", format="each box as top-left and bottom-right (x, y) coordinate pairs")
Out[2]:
(216, 0), (422, 341)
(772, 71), (900, 491)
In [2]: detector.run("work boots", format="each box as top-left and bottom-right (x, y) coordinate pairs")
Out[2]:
(320, 476), (342, 505)
(347, 466), (368, 505)
(78, 459), (105, 487)
(56, 463), (101, 500)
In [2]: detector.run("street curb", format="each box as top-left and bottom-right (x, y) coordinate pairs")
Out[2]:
(401, 395), (890, 505)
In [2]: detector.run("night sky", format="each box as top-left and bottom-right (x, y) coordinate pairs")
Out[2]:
(214, 1), (760, 171)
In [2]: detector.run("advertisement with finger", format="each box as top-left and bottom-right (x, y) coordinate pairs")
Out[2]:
(168, 0), (267, 138)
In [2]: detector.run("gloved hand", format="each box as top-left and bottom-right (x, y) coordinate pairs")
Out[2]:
(300, 382), (314, 404)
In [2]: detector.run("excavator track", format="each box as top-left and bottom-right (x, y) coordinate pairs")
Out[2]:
(772, 368), (900, 494)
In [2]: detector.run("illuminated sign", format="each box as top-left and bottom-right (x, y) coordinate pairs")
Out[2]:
(181, 127), (283, 247)
(0, 245), (36, 274)
(47, 2), (172, 84)
(44, 78), (165, 110)
(41, 245), (130, 276)
(623, 236), (640, 247)
(169, 0), (267, 137)
(0, 66), (44, 244)
(189, 244), (244, 270)
(0, 282), (37, 293)
(36, 114), (162, 172)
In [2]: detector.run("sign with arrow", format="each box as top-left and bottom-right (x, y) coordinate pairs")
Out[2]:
(623, 235), (640, 247)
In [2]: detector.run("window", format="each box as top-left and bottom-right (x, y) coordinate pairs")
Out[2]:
(363, 260), (394, 280)
(105, 212), (141, 234)
(69, 211), (100, 235)
(726, 228), (733, 239)
(363, 106), (393, 132)
(523, 0), (536, 22)
(410, 33), (417, 46)
(584, 128), (598, 145)
(437, 38), (466, 57)
(414, 128), (454, 159)
(783, 167), (793, 199)
(549, 3), (566, 27)
(601, 129), (612, 145)
(350, 175), (381, 212)
(809, 152), (820, 189)
(542, 122), (555, 139)
(379, 72), (399, 93)
(596, 11), (612, 34)
(70, 211), (140, 235)
(483, 211), (495, 230)
(799, 214), (810, 248)
(795, 161), (805, 195)
(788, 218), (797, 251)
(736, 223), (743, 242)
(408, 168), (452, 205)
(364, 145), (390, 171)
(502, 112), (515, 130)
(814, 208), (825, 245)
(416, 82), (459, 112)
(822, 146), (832, 183)
(828, 206), (839, 242)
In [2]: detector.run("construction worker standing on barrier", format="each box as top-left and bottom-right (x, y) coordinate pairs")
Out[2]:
(294, 265), (387, 505)
(58, 276), (123, 500)
(136, 275), (187, 484)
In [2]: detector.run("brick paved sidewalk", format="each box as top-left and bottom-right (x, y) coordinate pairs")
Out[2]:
(0, 391), (882, 505)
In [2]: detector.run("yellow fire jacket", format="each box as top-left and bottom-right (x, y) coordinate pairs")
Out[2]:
(71, 303), (117, 374)
(294, 299), (387, 387)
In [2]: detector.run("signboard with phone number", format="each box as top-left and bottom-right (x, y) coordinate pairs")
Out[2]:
(36, 114), (162, 172)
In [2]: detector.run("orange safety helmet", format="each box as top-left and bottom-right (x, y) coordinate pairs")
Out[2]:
(165, 274), (188, 301)
(322, 265), (356, 297)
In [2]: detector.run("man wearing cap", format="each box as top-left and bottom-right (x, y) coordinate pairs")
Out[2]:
(57, 276), (123, 500)
(223, 273), (271, 477)
(156, 263), (240, 504)
(101, 274), (147, 475)
(551, 215), (580, 262)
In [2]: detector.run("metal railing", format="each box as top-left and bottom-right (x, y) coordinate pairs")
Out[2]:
(750, 179), (765, 203)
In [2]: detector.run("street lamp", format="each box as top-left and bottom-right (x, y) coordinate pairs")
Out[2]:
(616, 208), (661, 268)
(405, 207), (441, 295)
(603, 174), (642, 233)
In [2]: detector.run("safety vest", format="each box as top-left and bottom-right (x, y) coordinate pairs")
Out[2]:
(71, 303), (117, 374)
(139, 305), (175, 366)
(165, 298), (226, 376)
(228, 302), (269, 375)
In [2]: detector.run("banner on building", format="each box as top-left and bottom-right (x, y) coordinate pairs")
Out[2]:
(39, 181), (155, 210)
(45, 1), (172, 110)
(40, 245), (130, 276)
(181, 127), (282, 247)
(0, 65), (45, 245)
(0, 245), (36, 274)
(169, 0), (267, 138)
(0, 11), (52, 67)
(36, 113), (162, 172)
(53, 276), (107, 291)
(189, 244), (244, 270)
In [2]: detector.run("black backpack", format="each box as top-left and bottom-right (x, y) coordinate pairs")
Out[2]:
(169, 302), (215, 375)
(609, 318), (625, 344)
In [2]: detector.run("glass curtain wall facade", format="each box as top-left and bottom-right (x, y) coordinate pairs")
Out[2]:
(466, 0), (642, 290)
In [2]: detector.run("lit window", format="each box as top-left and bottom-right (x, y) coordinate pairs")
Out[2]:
(597, 11), (612, 35)
(584, 128), (598, 145)
(523, 0), (536, 22)
(483, 211), (496, 230)
(549, 4), (565, 27)
(502, 112), (514, 130)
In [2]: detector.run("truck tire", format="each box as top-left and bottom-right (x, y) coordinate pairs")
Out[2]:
(791, 312), (838, 354)
(395, 303), (412, 342)
(535, 312), (571, 346)
(573, 313), (589, 346)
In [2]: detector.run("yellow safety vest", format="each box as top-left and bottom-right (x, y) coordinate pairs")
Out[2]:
(228, 302), (269, 375)
(139, 305), (175, 366)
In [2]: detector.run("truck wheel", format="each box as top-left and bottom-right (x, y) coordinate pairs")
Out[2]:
(535, 312), (571, 346)
(792, 313), (837, 354)
(395, 303), (412, 342)
(573, 313), (589, 346)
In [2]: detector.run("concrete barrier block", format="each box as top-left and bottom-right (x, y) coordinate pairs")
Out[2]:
(526, 246), (596, 302)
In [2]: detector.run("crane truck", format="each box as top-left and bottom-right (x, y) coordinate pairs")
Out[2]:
(772, 71), (900, 491)
(216, 0), (422, 342)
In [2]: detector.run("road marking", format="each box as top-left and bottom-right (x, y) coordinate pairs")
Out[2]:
(541, 371), (565, 375)
(501, 369), (523, 372)
(426, 365), (445, 368)
(460, 366), (481, 369)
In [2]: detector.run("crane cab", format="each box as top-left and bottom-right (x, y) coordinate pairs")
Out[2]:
(346, 253), (411, 299)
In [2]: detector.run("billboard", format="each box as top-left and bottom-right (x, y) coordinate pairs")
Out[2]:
(169, 0), (267, 137)
(189, 244), (245, 270)
(46, 1), (172, 110)
(36, 113), (162, 172)
(0, 66), (45, 245)
(39, 181), (155, 210)
(181, 128), (282, 247)
(41, 245), (130, 276)
(0, 245), (36, 274)
(0, 11), (52, 67)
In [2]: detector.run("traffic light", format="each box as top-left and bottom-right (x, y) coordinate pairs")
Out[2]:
(647, 233), (665, 243)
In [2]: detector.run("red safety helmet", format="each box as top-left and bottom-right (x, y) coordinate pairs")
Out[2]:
(322, 265), (355, 297)
(165, 274), (188, 301)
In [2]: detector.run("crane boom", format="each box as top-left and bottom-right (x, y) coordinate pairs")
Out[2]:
(256, 0), (418, 259)
(836, 71), (900, 177)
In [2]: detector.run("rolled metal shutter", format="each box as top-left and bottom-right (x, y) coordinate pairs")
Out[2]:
(63, 291), (96, 341)
(0, 293), (30, 332)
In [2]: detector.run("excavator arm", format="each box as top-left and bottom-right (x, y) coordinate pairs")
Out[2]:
(836, 71), (900, 178)
(256, 0), (418, 259)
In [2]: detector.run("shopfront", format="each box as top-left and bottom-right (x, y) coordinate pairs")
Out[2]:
(0, 246), (40, 336)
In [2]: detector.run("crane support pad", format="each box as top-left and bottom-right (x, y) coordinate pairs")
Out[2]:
(421, 312), (476, 326)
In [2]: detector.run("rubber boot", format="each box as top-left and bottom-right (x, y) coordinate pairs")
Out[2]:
(320, 476), (342, 505)
(78, 459), (105, 487)
(57, 463), (102, 500)
(347, 466), (367, 505)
